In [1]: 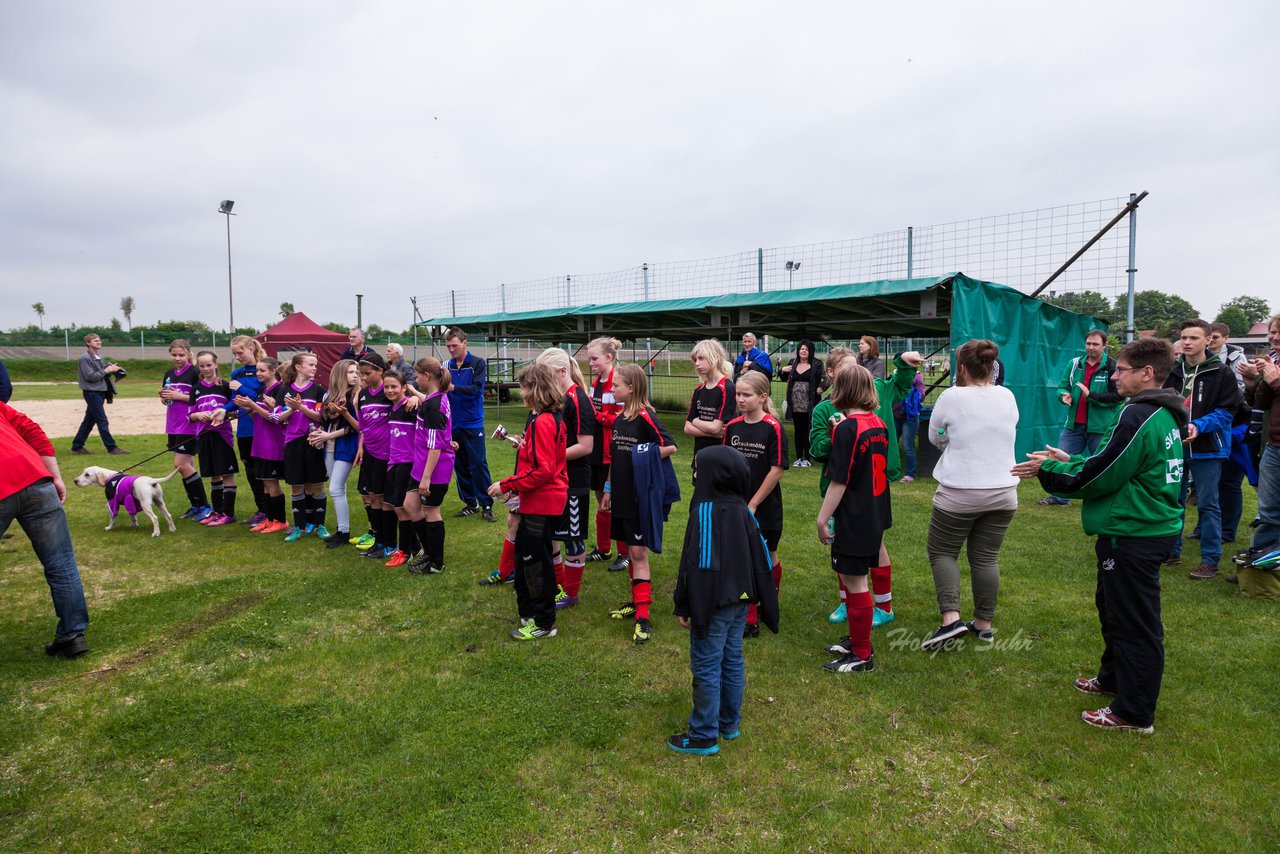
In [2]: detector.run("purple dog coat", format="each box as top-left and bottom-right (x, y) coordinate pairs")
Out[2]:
(105, 473), (142, 517)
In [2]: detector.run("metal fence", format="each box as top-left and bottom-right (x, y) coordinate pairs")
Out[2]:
(413, 195), (1137, 324)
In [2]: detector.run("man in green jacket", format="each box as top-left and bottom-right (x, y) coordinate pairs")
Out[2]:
(1040, 329), (1122, 505)
(1013, 337), (1186, 734)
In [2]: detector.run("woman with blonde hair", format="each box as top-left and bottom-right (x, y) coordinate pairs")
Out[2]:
(306, 359), (361, 548)
(536, 348), (596, 608)
(586, 336), (629, 570)
(684, 339), (735, 479)
(603, 364), (678, 644)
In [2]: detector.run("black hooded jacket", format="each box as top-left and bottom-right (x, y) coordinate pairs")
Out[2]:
(673, 446), (779, 638)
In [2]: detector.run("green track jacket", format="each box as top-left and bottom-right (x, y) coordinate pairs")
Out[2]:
(809, 356), (916, 493)
(1056, 354), (1123, 434)
(1038, 388), (1188, 538)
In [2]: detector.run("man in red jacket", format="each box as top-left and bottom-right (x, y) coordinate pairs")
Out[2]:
(0, 401), (90, 657)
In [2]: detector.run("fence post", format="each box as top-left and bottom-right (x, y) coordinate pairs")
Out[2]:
(64, 328), (70, 360)
(1125, 192), (1138, 343)
(565, 275), (572, 306)
(907, 226), (914, 278)
(501, 283), (507, 313)
(140, 329), (145, 358)
(757, 248), (764, 292)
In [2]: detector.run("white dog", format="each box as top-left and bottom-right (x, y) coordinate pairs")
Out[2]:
(74, 466), (180, 537)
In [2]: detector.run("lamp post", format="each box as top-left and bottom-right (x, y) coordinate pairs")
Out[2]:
(785, 260), (801, 289)
(219, 200), (236, 333)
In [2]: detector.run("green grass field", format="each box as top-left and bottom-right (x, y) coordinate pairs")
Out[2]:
(2, 410), (1277, 851)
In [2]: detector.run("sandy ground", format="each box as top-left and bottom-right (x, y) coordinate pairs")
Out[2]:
(12, 397), (162, 439)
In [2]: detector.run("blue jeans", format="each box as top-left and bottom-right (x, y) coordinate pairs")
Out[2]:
(452, 426), (493, 509)
(1195, 457), (1244, 542)
(687, 603), (747, 741)
(1175, 457), (1224, 564)
(1044, 425), (1105, 504)
(1254, 445), (1280, 554)
(71, 390), (117, 451)
(895, 415), (919, 478)
(0, 480), (90, 639)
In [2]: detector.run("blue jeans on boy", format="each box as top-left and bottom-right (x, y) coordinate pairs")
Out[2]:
(0, 480), (90, 639)
(71, 390), (118, 452)
(1174, 457), (1224, 565)
(1253, 445), (1280, 554)
(687, 602), (747, 741)
(1194, 457), (1244, 543)
(1043, 424), (1105, 504)
(895, 415), (919, 478)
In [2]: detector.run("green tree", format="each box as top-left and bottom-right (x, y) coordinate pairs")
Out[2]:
(279, 302), (295, 318)
(32, 302), (45, 330)
(1214, 305), (1251, 337)
(1044, 290), (1113, 318)
(119, 296), (136, 331)
(322, 322), (348, 333)
(1219, 295), (1270, 327)
(1119, 291), (1198, 338)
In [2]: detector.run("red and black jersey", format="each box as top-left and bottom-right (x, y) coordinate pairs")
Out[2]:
(827, 412), (892, 557)
(608, 406), (674, 519)
(562, 384), (597, 490)
(723, 413), (789, 531)
(500, 410), (568, 516)
(687, 376), (736, 458)
(590, 368), (624, 465)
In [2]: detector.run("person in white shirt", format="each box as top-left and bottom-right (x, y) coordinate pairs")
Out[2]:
(920, 339), (1019, 652)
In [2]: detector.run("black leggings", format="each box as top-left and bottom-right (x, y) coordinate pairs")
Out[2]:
(792, 411), (812, 460)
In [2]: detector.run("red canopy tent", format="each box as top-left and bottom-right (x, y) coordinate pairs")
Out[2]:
(255, 313), (349, 383)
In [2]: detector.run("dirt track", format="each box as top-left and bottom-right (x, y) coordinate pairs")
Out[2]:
(10, 398), (163, 439)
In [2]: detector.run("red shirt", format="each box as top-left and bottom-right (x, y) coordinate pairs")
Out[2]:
(1074, 359), (1101, 425)
(0, 402), (56, 501)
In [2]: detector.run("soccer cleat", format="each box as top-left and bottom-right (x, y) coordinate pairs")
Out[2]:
(325, 532), (350, 549)
(510, 623), (557, 640)
(350, 531), (374, 546)
(585, 549), (611, 563)
(480, 569), (510, 586)
(303, 524), (316, 536)
(198, 512), (222, 526)
(633, 617), (652, 644)
(453, 505), (479, 518)
(242, 511), (267, 527)
(667, 732), (718, 755)
(1074, 676), (1114, 696)
(355, 536), (377, 551)
(262, 520), (290, 534)
(743, 622), (760, 639)
(207, 514), (236, 527)
(871, 607), (895, 628)
(191, 507), (215, 523)
(180, 506), (204, 520)
(607, 556), (631, 572)
(828, 602), (847, 623)
(825, 637), (853, 655)
(609, 601), (637, 620)
(384, 549), (408, 567)
(555, 588), (579, 610)
(921, 620), (969, 652)
(408, 557), (442, 575)
(1081, 706), (1153, 734)
(250, 518), (274, 532)
(824, 652), (875, 673)
(312, 525), (331, 540)
(283, 526), (306, 542)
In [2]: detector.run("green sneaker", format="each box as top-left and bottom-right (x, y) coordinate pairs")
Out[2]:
(283, 526), (305, 542)
(872, 607), (895, 628)
(355, 535), (377, 551)
(510, 623), (557, 641)
(312, 525), (331, 540)
(350, 532), (374, 547)
(609, 601), (637, 620)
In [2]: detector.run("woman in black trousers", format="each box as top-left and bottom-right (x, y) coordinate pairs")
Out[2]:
(780, 340), (822, 467)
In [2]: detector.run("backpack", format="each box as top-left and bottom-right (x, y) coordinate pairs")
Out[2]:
(902, 387), (924, 419)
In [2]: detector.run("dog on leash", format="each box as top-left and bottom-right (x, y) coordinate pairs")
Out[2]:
(73, 466), (180, 537)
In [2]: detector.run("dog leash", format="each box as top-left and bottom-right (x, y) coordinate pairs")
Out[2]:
(97, 443), (186, 476)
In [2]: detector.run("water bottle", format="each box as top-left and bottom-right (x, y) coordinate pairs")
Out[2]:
(162, 376), (172, 406)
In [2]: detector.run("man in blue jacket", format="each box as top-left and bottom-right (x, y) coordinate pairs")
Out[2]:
(1164, 319), (1243, 579)
(445, 328), (496, 522)
(733, 333), (773, 379)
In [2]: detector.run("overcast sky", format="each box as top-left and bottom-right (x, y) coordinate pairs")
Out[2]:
(2, 1), (1277, 334)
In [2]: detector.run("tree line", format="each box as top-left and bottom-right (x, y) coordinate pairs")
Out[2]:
(1043, 291), (1270, 338)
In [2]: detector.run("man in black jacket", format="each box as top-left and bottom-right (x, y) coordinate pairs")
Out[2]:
(1164, 319), (1243, 579)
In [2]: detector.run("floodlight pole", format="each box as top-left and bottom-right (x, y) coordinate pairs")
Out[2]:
(1125, 192), (1138, 342)
(219, 201), (237, 333)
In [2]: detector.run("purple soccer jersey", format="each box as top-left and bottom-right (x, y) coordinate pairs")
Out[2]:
(282, 381), (325, 443)
(190, 379), (235, 448)
(412, 391), (455, 485)
(162, 363), (200, 436)
(358, 385), (391, 459)
(251, 381), (286, 462)
(387, 399), (417, 465)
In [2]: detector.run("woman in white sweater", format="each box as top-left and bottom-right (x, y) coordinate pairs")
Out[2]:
(921, 339), (1020, 652)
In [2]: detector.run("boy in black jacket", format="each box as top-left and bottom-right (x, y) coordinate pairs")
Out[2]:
(670, 446), (778, 755)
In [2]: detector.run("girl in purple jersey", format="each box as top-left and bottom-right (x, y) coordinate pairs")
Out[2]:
(380, 371), (420, 566)
(158, 339), (210, 518)
(235, 357), (289, 534)
(355, 355), (394, 554)
(279, 353), (328, 542)
(406, 357), (455, 574)
(187, 351), (239, 526)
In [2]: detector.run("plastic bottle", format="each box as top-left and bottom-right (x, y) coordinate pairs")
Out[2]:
(162, 376), (172, 406)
